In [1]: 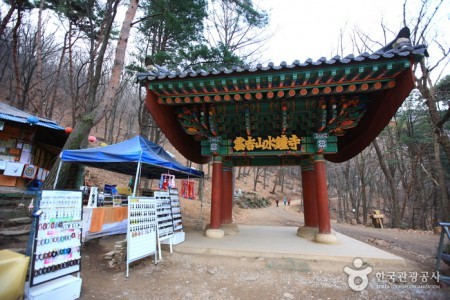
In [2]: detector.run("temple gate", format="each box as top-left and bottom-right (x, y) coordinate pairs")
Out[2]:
(137, 27), (427, 243)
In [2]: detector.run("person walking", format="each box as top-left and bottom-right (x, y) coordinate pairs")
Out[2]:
(283, 196), (287, 206)
(288, 197), (291, 206)
(275, 199), (279, 207)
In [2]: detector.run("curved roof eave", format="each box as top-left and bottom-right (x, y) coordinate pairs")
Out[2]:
(145, 92), (210, 165)
(325, 68), (415, 163)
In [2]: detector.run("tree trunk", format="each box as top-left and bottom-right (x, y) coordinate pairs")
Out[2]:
(253, 167), (259, 191)
(44, 0), (136, 188)
(271, 169), (280, 194)
(0, 0), (17, 37)
(12, 9), (22, 108)
(373, 138), (400, 227)
(279, 168), (285, 194)
(263, 167), (267, 190)
(43, 119), (94, 189)
(356, 155), (368, 224)
(47, 33), (68, 119)
(34, 0), (45, 116)
(93, 0), (139, 125)
(416, 60), (450, 222)
(434, 133), (450, 222)
(337, 188), (343, 222)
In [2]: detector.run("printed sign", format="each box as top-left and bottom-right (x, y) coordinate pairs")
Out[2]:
(233, 135), (301, 152)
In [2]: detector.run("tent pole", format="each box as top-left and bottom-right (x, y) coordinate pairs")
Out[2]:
(133, 161), (141, 196)
(53, 158), (63, 189)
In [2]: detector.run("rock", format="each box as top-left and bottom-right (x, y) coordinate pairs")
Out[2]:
(104, 251), (115, 260)
(244, 276), (257, 281)
(283, 292), (294, 299)
(207, 268), (217, 275)
(108, 260), (117, 268)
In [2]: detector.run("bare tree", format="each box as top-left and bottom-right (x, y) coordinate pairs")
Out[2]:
(404, 0), (450, 221)
(44, 0), (139, 188)
(252, 166), (263, 191)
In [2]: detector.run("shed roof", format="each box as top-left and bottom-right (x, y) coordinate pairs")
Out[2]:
(0, 102), (65, 131)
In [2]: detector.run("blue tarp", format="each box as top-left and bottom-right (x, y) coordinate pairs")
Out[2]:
(60, 136), (203, 179)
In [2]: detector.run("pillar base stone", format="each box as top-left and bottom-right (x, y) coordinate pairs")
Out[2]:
(314, 233), (338, 244)
(297, 226), (319, 239)
(221, 223), (240, 235)
(205, 228), (225, 239)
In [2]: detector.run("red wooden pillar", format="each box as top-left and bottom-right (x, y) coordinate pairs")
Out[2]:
(210, 156), (222, 229)
(221, 159), (233, 225)
(313, 154), (331, 234)
(301, 158), (318, 228)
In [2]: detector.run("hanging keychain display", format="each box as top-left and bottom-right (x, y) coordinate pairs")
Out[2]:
(181, 179), (196, 199)
(159, 174), (176, 190)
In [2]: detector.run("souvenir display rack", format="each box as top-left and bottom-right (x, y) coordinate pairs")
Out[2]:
(155, 191), (173, 238)
(169, 188), (183, 232)
(30, 190), (83, 287)
(112, 195), (128, 207)
(160, 188), (185, 246)
(155, 190), (173, 260)
(126, 197), (157, 277)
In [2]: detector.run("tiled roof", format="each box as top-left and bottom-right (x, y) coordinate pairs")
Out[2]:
(0, 102), (64, 130)
(136, 43), (428, 82)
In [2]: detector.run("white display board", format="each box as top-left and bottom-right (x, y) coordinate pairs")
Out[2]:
(31, 190), (83, 287)
(155, 190), (173, 239)
(126, 197), (157, 277)
(155, 190), (173, 260)
(169, 189), (183, 231)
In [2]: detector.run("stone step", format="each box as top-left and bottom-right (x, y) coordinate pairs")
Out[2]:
(0, 224), (31, 236)
(2, 217), (32, 226)
(0, 209), (29, 221)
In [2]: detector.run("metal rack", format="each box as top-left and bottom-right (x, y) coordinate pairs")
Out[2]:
(126, 197), (157, 278)
(169, 188), (183, 232)
(30, 190), (83, 287)
(435, 222), (450, 285)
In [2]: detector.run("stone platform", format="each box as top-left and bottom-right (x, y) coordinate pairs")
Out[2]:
(175, 225), (405, 272)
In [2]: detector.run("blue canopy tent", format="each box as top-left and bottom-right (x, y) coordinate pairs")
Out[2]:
(54, 135), (203, 195)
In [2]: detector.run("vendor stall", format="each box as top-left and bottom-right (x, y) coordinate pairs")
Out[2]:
(56, 136), (203, 242)
(57, 135), (203, 192)
(82, 206), (128, 242)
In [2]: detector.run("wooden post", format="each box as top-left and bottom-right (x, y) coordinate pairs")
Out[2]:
(210, 156), (222, 229)
(301, 158), (319, 228)
(221, 160), (233, 225)
(313, 154), (331, 234)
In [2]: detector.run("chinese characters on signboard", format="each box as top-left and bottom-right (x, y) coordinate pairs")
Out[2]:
(233, 135), (301, 152)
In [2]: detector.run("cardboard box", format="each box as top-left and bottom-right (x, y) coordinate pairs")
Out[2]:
(161, 231), (185, 245)
(0, 174), (17, 187)
(25, 275), (82, 300)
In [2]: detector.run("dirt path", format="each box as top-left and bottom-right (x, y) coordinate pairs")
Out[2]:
(78, 201), (450, 299)
(235, 200), (304, 227)
(333, 223), (439, 269)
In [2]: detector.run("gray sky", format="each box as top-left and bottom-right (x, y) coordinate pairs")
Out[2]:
(256, 0), (450, 81)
